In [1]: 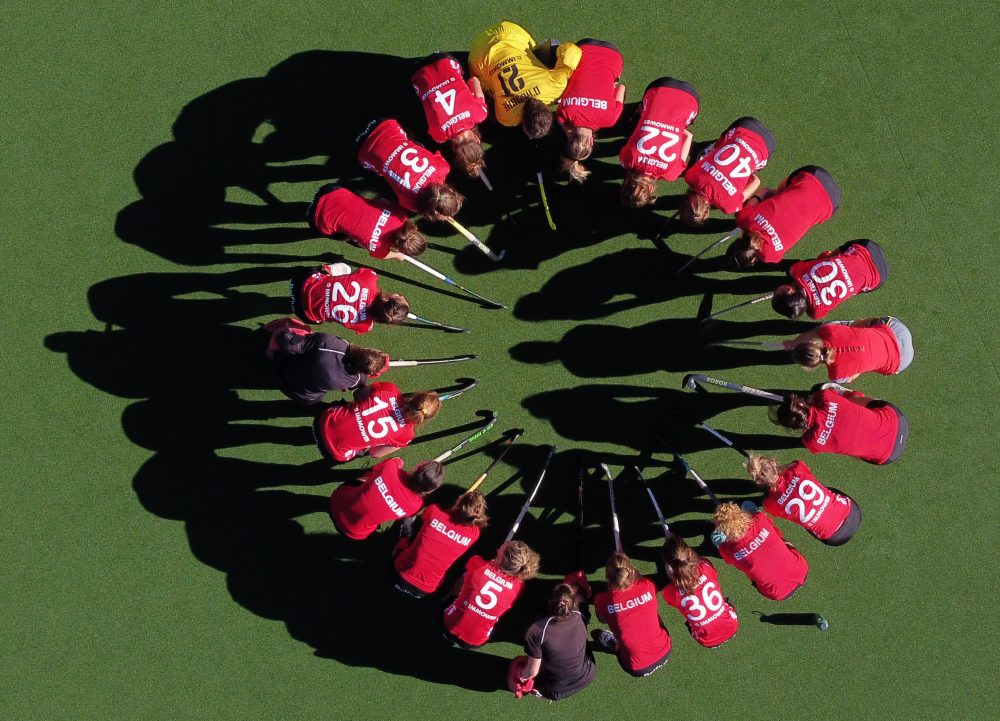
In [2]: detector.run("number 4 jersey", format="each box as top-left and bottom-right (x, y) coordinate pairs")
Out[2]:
(357, 118), (451, 212)
(412, 53), (489, 144)
(788, 240), (889, 319)
(661, 560), (738, 648)
(763, 460), (858, 544)
(683, 117), (775, 214)
(443, 555), (524, 647)
(619, 77), (700, 182)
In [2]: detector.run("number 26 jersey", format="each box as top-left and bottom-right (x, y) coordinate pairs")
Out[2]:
(443, 555), (524, 647)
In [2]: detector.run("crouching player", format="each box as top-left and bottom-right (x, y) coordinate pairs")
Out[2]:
(308, 184), (427, 260)
(619, 77), (700, 207)
(290, 263), (409, 334)
(745, 455), (861, 546)
(442, 541), (540, 648)
(785, 316), (914, 383)
(391, 490), (489, 598)
(660, 535), (738, 648)
(593, 553), (671, 677)
(712, 502), (809, 601)
(412, 52), (490, 178)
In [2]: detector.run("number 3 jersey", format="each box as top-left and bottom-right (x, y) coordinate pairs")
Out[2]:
(329, 456), (422, 538)
(555, 40), (624, 131)
(443, 555), (524, 647)
(412, 53), (489, 144)
(594, 576), (671, 672)
(619, 77), (700, 182)
(357, 119), (451, 212)
(295, 265), (381, 333)
(317, 382), (415, 463)
(788, 240), (889, 320)
(684, 117), (775, 214)
(763, 460), (854, 542)
(661, 560), (738, 648)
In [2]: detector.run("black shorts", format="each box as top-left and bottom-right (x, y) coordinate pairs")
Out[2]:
(789, 165), (842, 211)
(355, 116), (389, 148)
(390, 568), (428, 599)
(822, 490), (862, 546)
(842, 239), (890, 287)
(645, 76), (699, 104)
(728, 116), (776, 155)
(621, 646), (671, 678)
(306, 183), (342, 235)
(577, 38), (620, 53)
(289, 266), (321, 324)
(868, 400), (908, 464)
(441, 627), (483, 650)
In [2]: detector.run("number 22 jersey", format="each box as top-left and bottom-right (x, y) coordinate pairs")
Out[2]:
(619, 77), (700, 182)
(443, 555), (524, 647)
(357, 119), (451, 212)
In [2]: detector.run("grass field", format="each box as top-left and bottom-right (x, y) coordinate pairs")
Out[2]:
(3, 2), (998, 720)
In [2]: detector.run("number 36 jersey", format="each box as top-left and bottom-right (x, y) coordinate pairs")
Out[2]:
(762, 461), (853, 542)
(443, 555), (525, 647)
(357, 119), (451, 212)
(412, 53), (488, 144)
(619, 77), (700, 182)
(661, 560), (738, 648)
(789, 240), (888, 320)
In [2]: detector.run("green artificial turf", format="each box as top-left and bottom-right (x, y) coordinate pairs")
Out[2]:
(2, 2), (997, 720)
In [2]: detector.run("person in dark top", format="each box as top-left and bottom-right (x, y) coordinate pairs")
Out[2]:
(263, 318), (388, 404)
(509, 576), (597, 701)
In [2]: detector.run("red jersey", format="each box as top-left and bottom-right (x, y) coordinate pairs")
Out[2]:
(310, 187), (409, 260)
(819, 322), (901, 381)
(718, 513), (808, 601)
(329, 457), (423, 540)
(594, 577), (671, 672)
(393, 504), (481, 593)
(556, 42), (624, 131)
(802, 389), (899, 464)
(298, 266), (380, 333)
(412, 54), (488, 144)
(763, 460), (853, 542)
(357, 119), (451, 212)
(443, 555), (524, 647)
(789, 243), (884, 320)
(735, 172), (835, 262)
(661, 560), (738, 648)
(619, 80), (699, 182)
(684, 122), (772, 213)
(316, 382), (415, 462)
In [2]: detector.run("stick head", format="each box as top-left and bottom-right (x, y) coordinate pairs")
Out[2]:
(599, 463), (613, 480)
(682, 374), (699, 389)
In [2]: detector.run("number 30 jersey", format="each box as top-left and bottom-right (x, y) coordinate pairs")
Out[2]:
(619, 77), (700, 182)
(788, 241), (888, 320)
(469, 21), (582, 127)
(412, 53), (489, 144)
(661, 560), (738, 648)
(763, 461), (853, 542)
(443, 555), (524, 647)
(357, 119), (451, 212)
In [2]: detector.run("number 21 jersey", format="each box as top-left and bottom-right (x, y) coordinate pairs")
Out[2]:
(443, 555), (524, 647)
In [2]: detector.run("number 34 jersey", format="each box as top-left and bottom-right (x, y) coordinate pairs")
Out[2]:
(443, 555), (524, 647)
(661, 560), (738, 648)
(762, 460), (853, 542)
(357, 119), (451, 212)
(412, 53), (488, 144)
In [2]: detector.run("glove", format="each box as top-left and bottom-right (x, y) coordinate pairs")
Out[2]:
(368, 355), (390, 378)
(741, 500), (759, 514)
(563, 570), (592, 600)
(711, 529), (727, 547)
(513, 676), (535, 699)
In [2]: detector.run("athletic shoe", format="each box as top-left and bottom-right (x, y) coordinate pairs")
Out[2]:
(596, 629), (618, 652)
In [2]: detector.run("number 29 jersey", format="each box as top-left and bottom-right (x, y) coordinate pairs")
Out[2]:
(443, 555), (524, 647)
(357, 119), (451, 212)
(661, 560), (738, 648)
(763, 460), (853, 542)
(412, 53), (489, 144)
(619, 78), (700, 182)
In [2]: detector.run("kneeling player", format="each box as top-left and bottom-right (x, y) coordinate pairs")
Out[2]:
(290, 263), (409, 334)
(308, 184), (427, 260)
(442, 540), (540, 648)
(785, 317), (914, 383)
(660, 535), (738, 649)
(593, 553), (671, 677)
(682, 117), (775, 225)
(555, 38), (626, 183)
(357, 118), (464, 221)
(391, 490), (489, 598)
(712, 502), (809, 601)
(619, 77), (699, 207)
(728, 165), (842, 268)
(745, 455), (861, 546)
(412, 52), (489, 178)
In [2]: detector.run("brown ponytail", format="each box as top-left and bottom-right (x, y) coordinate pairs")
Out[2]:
(548, 582), (578, 619)
(417, 183), (464, 221)
(407, 460), (444, 494)
(728, 231), (764, 269)
(449, 490), (489, 528)
(769, 393), (811, 432)
(495, 540), (540, 581)
(744, 454), (781, 489)
(345, 345), (388, 376)
(370, 293), (410, 324)
(561, 127), (593, 183)
(604, 552), (638, 591)
(680, 190), (711, 226)
(621, 172), (656, 208)
(522, 99), (553, 139)
(402, 390), (441, 426)
(449, 128), (486, 178)
(392, 219), (427, 257)
(661, 535), (702, 595)
(792, 338), (835, 369)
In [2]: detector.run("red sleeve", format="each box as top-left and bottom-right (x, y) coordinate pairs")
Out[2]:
(465, 555), (486, 572)
(594, 592), (609, 623)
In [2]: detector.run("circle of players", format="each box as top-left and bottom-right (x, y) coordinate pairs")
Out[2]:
(260, 21), (913, 700)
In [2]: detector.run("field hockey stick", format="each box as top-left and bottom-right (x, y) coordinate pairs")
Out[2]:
(389, 354), (477, 367)
(653, 210), (681, 243)
(399, 255), (506, 308)
(433, 412), (498, 462)
(444, 217), (506, 262)
(405, 312), (468, 333)
(633, 466), (671, 539)
(479, 170), (494, 192)
(437, 378), (479, 402)
(534, 144), (557, 231)
(696, 422), (751, 459)
(706, 339), (785, 350)
(676, 227), (741, 274)
(504, 444), (557, 543)
(575, 463), (586, 567)
(467, 430), (523, 491)
(599, 463), (623, 553)
(682, 373), (785, 403)
(674, 453), (721, 507)
(699, 292), (775, 323)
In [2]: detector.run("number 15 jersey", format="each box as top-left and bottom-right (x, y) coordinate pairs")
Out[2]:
(443, 555), (524, 647)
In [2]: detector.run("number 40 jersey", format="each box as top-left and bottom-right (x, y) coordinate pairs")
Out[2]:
(412, 53), (488, 144)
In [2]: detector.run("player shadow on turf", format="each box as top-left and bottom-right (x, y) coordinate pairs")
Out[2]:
(513, 246), (787, 322)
